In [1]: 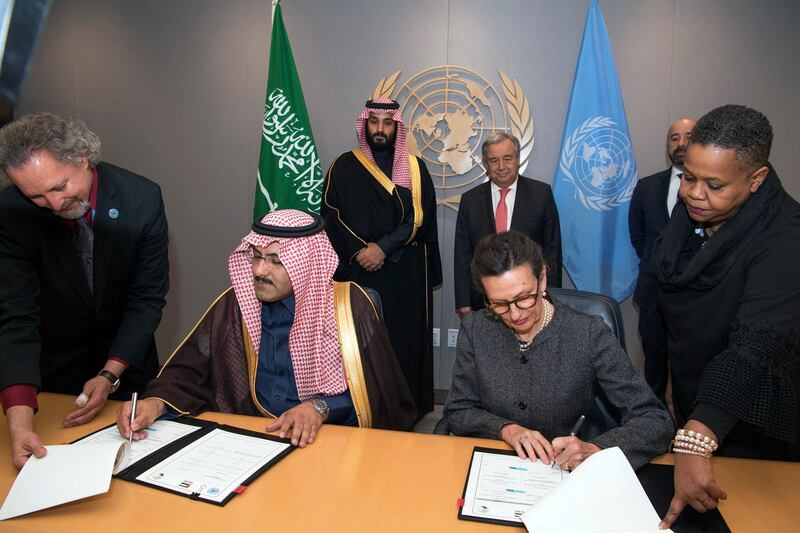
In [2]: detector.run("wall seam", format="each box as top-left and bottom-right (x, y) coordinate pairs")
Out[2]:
(667, 0), (676, 123)
(73, 0), (79, 116)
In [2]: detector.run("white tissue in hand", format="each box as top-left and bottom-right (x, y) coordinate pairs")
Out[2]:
(75, 393), (89, 407)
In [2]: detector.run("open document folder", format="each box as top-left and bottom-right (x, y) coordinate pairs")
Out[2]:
(0, 440), (129, 520)
(1, 418), (294, 519)
(458, 447), (567, 527)
(521, 446), (671, 533)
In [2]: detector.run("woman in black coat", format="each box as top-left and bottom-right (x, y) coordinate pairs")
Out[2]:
(653, 105), (800, 529)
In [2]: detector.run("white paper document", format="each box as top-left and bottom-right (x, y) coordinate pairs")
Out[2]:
(461, 449), (566, 524)
(135, 428), (291, 503)
(0, 441), (128, 520)
(75, 419), (201, 467)
(521, 447), (673, 533)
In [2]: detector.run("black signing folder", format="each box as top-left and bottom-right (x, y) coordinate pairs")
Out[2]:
(72, 418), (295, 506)
(457, 447), (730, 531)
(637, 464), (731, 533)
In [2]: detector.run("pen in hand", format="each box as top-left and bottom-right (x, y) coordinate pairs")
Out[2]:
(553, 414), (586, 470)
(569, 414), (585, 436)
(129, 392), (138, 444)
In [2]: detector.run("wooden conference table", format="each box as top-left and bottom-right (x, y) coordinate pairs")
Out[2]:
(0, 394), (797, 532)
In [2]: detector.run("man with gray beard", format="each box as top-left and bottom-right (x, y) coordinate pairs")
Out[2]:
(0, 112), (169, 470)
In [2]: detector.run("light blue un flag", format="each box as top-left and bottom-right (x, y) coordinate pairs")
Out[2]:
(552, 0), (638, 301)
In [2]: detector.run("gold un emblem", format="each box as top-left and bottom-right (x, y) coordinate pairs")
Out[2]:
(372, 66), (533, 210)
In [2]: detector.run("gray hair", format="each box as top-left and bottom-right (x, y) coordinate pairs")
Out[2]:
(481, 131), (520, 165)
(0, 112), (102, 173)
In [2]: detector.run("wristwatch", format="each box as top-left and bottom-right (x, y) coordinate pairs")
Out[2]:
(97, 370), (121, 393)
(310, 398), (329, 422)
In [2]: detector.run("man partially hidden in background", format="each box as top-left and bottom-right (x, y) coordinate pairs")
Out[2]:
(629, 117), (695, 403)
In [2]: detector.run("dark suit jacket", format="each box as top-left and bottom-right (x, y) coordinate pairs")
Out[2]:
(454, 175), (562, 310)
(0, 162), (169, 397)
(628, 168), (672, 310)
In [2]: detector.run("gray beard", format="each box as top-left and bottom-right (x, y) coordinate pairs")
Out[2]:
(56, 199), (91, 220)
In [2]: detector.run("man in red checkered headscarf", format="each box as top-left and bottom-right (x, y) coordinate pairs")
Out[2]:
(116, 210), (415, 447)
(322, 98), (442, 421)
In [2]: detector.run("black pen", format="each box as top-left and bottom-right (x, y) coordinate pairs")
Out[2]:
(552, 414), (586, 471)
(569, 414), (586, 436)
(129, 392), (138, 444)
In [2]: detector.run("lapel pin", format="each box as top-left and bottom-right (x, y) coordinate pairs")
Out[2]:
(108, 208), (119, 219)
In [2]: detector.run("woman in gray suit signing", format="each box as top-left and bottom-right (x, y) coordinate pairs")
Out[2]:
(444, 231), (672, 470)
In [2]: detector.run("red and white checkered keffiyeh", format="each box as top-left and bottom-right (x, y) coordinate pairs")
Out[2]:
(228, 210), (346, 400)
(355, 97), (412, 189)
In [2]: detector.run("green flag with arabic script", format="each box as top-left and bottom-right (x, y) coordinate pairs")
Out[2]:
(254, 1), (322, 219)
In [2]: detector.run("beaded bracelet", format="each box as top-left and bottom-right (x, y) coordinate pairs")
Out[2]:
(672, 447), (710, 457)
(677, 428), (718, 451)
(672, 428), (718, 458)
(675, 435), (716, 452)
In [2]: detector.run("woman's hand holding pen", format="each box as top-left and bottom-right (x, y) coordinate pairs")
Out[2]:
(551, 436), (601, 470)
(501, 414), (599, 469)
(551, 414), (598, 470)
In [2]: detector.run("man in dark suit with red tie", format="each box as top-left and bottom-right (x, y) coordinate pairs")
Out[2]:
(0, 112), (169, 469)
(628, 117), (695, 401)
(454, 132), (562, 317)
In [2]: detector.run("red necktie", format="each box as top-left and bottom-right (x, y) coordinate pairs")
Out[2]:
(495, 187), (510, 233)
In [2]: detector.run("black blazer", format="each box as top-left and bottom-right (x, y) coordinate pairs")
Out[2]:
(0, 162), (169, 396)
(454, 175), (562, 309)
(628, 168), (672, 309)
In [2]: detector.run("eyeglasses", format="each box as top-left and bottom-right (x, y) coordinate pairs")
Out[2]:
(486, 291), (541, 315)
(247, 249), (281, 266)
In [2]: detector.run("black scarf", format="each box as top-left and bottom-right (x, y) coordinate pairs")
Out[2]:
(652, 164), (786, 291)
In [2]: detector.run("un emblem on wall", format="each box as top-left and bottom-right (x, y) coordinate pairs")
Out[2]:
(372, 66), (533, 210)
(558, 117), (637, 211)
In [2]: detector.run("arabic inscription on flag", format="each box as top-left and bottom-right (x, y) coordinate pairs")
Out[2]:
(262, 88), (322, 207)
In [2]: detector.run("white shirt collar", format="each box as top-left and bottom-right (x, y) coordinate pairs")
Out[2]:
(490, 175), (519, 192)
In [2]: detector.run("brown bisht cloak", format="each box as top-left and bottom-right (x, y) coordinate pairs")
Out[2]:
(144, 281), (416, 431)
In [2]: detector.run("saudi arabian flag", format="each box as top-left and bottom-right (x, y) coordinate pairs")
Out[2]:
(254, 0), (322, 219)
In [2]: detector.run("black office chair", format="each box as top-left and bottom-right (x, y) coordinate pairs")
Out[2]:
(433, 287), (625, 435)
(361, 286), (384, 322)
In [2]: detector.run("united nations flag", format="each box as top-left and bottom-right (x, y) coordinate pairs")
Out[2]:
(552, 0), (638, 301)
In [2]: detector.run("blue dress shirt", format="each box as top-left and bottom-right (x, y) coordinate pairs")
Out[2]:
(255, 295), (356, 425)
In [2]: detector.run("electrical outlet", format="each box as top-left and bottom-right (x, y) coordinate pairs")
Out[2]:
(432, 328), (440, 347)
(447, 329), (459, 348)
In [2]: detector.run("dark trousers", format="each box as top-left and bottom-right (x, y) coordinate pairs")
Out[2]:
(639, 305), (669, 405)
